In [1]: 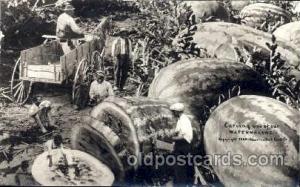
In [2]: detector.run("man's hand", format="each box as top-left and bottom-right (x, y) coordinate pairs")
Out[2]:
(89, 97), (96, 106)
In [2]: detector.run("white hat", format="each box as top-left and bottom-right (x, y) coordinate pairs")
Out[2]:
(170, 103), (185, 112)
(39, 100), (52, 108)
(96, 70), (105, 77)
(63, 4), (75, 11)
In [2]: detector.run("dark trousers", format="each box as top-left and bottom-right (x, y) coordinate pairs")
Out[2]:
(114, 54), (130, 90)
(74, 84), (89, 109)
(173, 139), (194, 185)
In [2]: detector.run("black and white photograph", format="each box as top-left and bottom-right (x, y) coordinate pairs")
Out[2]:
(0, 0), (299, 186)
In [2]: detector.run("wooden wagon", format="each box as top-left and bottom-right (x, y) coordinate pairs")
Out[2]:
(10, 38), (104, 105)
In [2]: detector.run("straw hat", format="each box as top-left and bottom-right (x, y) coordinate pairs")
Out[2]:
(96, 70), (105, 77)
(63, 4), (75, 11)
(170, 103), (185, 112)
(115, 27), (130, 36)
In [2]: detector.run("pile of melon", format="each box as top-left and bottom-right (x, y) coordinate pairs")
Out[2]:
(174, 1), (300, 186)
(71, 1), (300, 186)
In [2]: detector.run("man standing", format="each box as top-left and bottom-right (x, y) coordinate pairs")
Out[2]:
(89, 70), (114, 105)
(170, 103), (194, 185)
(111, 28), (132, 91)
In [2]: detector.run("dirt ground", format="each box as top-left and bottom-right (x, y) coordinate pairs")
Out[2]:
(0, 11), (139, 185)
(0, 89), (90, 185)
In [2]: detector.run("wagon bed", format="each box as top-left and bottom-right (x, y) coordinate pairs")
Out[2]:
(11, 38), (104, 105)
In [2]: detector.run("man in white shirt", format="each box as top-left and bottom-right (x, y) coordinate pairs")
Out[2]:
(29, 96), (54, 133)
(56, 4), (84, 39)
(171, 103), (193, 143)
(89, 70), (114, 104)
(111, 28), (132, 91)
(56, 4), (84, 54)
(170, 103), (194, 185)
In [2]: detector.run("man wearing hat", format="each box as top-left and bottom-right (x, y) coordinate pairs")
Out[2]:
(111, 27), (132, 91)
(170, 103), (194, 185)
(29, 96), (55, 133)
(89, 70), (114, 104)
(56, 4), (84, 40)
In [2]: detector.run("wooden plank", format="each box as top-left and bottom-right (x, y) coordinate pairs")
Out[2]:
(56, 42), (64, 57)
(26, 64), (60, 72)
(21, 41), (62, 65)
(25, 64), (62, 82)
(21, 77), (62, 84)
(23, 62), (27, 78)
(42, 42), (61, 64)
(77, 44), (83, 66)
(58, 39), (100, 80)
(20, 51), (25, 63)
(82, 42), (90, 61)
(27, 70), (55, 80)
(64, 49), (77, 78)
(60, 55), (67, 81)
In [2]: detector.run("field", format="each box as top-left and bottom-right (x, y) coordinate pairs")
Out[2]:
(0, 0), (299, 186)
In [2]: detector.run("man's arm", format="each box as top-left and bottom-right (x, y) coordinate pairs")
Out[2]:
(28, 105), (40, 117)
(89, 82), (96, 99)
(111, 38), (118, 58)
(107, 82), (114, 96)
(128, 39), (133, 59)
(69, 17), (84, 35)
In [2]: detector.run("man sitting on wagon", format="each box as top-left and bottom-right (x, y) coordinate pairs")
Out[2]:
(56, 4), (84, 52)
(89, 70), (114, 105)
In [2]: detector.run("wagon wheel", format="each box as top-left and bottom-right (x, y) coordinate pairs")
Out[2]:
(10, 57), (33, 105)
(92, 50), (105, 72)
(72, 58), (94, 105)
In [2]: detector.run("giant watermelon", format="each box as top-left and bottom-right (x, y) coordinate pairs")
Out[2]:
(184, 1), (230, 22)
(175, 22), (300, 68)
(71, 97), (201, 182)
(204, 95), (299, 187)
(240, 3), (291, 29)
(148, 58), (270, 122)
(274, 21), (300, 47)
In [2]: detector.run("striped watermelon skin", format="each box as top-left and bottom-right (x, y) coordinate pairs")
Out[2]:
(240, 3), (292, 29)
(230, 1), (251, 12)
(71, 122), (125, 181)
(229, 0), (272, 12)
(204, 95), (299, 187)
(187, 22), (300, 68)
(184, 1), (230, 22)
(148, 58), (270, 122)
(274, 21), (300, 47)
(72, 96), (202, 181)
